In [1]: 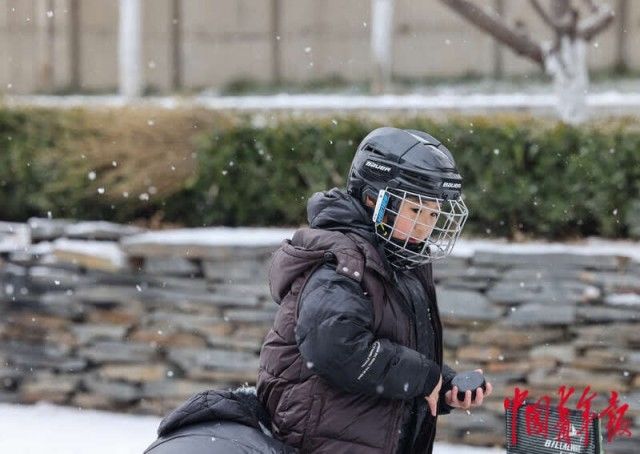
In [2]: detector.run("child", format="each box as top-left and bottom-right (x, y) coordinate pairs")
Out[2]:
(257, 127), (493, 454)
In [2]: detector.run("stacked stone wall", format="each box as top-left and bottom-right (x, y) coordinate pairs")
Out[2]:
(0, 220), (638, 452)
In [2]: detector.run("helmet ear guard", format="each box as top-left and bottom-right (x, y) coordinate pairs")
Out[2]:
(372, 190), (391, 224)
(361, 186), (380, 208)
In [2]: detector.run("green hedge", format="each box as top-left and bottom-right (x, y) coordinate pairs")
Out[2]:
(179, 116), (640, 238)
(1, 108), (639, 239)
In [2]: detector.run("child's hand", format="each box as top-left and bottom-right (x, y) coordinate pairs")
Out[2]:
(424, 375), (442, 417)
(444, 368), (493, 410)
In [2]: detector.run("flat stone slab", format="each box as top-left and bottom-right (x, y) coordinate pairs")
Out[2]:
(64, 221), (144, 241)
(436, 288), (502, 321)
(501, 268), (583, 281)
(141, 379), (213, 399)
(0, 342), (87, 372)
(571, 348), (640, 373)
(605, 293), (640, 307)
(434, 266), (501, 282)
(52, 239), (127, 272)
(529, 344), (576, 362)
(528, 367), (628, 393)
(24, 292), (85, 319)
(437, 279), (492, 292)
(20, 373), (80, 396)
(27, 218), (72, 241)
(0, 391), (22, 404)
(71, 324), (128, 344)
(28, 266), (89, 290)
(0, 222), (30, 253)
(79, 341), (158, 363)
(143, 256), (201, 276)
(7, 241), (55, 265)
(209, 283), (271, 300)
(223, 309), (277, 324)
(97, 364), (168, 383)
(143, 312), (226, 334)
(486, 280), (589, 305)
(146, 276), (210, 291)
(577, 306), (640, 323)
(473, 251), (622, 270)
(167, 347), (260, 371)
(469, 327), (565, 348)
(503, 302), (576, 326)
(73, 285), (140, 307)
(202, 259), (268, 283)
(581, 272), (640, 293)
(140, 287), (260, 309)
(82, 375), (140, 402)
(121, 227), (294, 259)
(206, 336), (263, 353)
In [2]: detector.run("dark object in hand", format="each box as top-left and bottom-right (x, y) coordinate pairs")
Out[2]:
(452, 370), (486, 402)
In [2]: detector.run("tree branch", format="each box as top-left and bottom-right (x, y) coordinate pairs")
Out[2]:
(578, 3), (615, 40)
(439, 0), (545, 65)
(530, 0), (570, 33)
(581, 0), (600, 12)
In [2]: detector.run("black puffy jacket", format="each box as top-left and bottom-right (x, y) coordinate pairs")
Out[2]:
(257, 188), (457, 453)
(144, 388), (298, 454)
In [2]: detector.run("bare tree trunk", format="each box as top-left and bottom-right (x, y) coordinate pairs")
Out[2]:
(545, 37), (589, 124)
(270, 0), (282, 85)
(614, 0), (629, 72)
(69, 0), (81, 91)
(370, 0), (395, 94)
(440, 0), (613, 124)
(119, 0), (142, 98)
(170, 0), (182, 91)
(542, 1), (587, 123)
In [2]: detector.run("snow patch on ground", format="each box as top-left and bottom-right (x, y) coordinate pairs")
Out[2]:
(124, 227), (640, 263)
(121, 227), (296, 247)
(453, 237), (640, 262)
(0, 402), (504, 453)
(4, 92), (640, 115)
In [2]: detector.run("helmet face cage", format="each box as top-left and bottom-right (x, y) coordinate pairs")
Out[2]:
(372, 188), (468, 269)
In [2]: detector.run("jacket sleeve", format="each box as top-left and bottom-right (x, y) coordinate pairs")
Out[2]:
(437, 362), (457, 415)
(294, 264), (441, 400)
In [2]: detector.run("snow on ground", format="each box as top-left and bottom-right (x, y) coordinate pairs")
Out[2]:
(4, 92), (640, 116)
(121, 227), (297, 247)
(452, 237), (640, 263)
(0, 402), (505, 454)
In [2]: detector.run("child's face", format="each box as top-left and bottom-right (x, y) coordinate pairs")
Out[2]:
(390, 197), (440, 244)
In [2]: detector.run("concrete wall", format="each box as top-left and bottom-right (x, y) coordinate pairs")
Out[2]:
(0, 0), (638, 94)
(0, 219), (639, 452)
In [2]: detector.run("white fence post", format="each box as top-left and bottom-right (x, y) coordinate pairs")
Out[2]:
(119, 0), (142, 97)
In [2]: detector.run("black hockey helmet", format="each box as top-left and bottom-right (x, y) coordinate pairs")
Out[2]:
(347, 127), (463, 204)
(346, 127), (468, 269)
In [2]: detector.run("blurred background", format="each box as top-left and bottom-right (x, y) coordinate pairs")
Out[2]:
(1, 0), (638, 96)
(0, 1), (639, 453)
